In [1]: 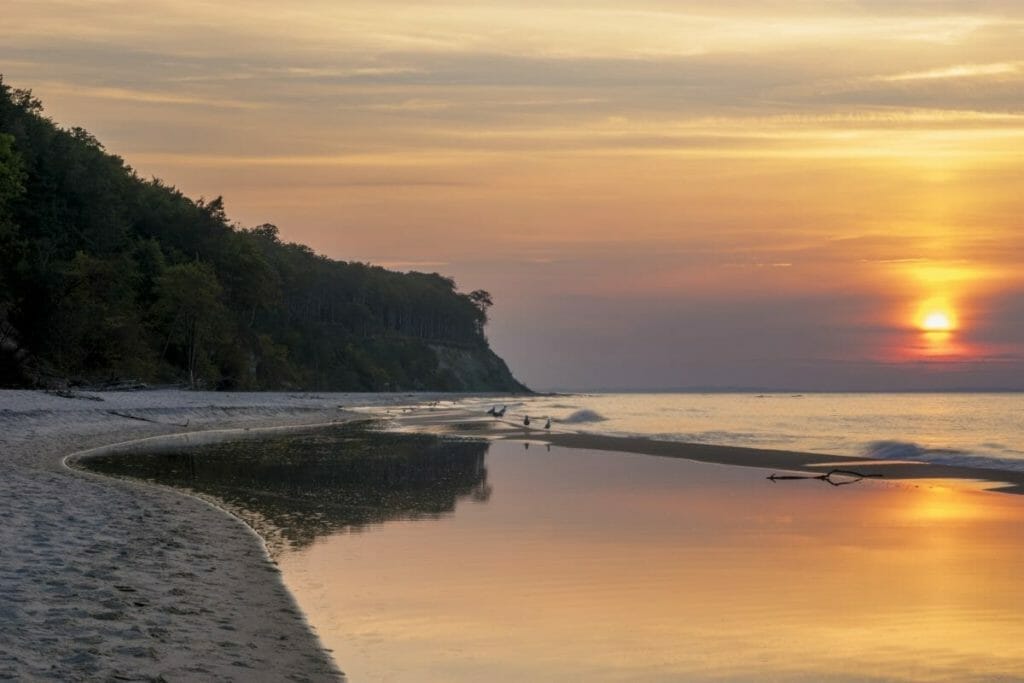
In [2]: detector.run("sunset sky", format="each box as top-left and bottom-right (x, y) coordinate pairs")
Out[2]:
(4, 1), (1024, 390)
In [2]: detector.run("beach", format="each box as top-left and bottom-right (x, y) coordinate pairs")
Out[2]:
(6, 390), (1024, 681)
(0, 389), (449, 681)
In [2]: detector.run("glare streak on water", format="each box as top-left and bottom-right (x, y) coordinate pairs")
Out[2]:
(456, 392), (1024, 470)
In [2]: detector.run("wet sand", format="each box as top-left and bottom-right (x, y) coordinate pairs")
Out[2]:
(402, 409), (1024, 494)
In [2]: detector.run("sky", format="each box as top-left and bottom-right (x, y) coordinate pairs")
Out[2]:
(3, 0), (1024, 390)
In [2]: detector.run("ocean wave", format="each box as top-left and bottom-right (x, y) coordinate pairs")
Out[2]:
(864, 440), (939, 460)
(864, 440), (1024, 473)
(561, 409), (608, 424)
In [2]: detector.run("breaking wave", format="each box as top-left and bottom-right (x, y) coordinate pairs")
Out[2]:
(864, 440), (1024, 473)
(561, 409), (608, 424)
(864, 440), (936, 460)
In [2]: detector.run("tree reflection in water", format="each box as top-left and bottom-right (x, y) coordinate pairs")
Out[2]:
(82, 423), (492, 551)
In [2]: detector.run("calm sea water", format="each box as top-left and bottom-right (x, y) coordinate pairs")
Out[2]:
(84, 424), (1024, 682)
(451, 393), (1024, 471)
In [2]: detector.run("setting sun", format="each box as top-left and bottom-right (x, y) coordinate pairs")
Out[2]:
(922, 311), (954, 332)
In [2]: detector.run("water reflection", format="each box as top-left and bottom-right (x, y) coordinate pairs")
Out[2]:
(81, 429), (1024, 681)
(82, 424), (492, 550)
(281, 441), (1024, 682)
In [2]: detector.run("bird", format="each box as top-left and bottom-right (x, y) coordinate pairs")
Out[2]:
(523, 415), (531, 426)
(486, 405), (497, 416)
(544, 417), (551, 430)
(495, 405), (507, 418)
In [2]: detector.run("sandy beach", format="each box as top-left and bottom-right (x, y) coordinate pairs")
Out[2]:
(0, 389), (459, 681)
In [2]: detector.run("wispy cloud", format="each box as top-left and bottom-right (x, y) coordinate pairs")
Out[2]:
(876, 62), (1022, 82)
(34, 82), (268, 109)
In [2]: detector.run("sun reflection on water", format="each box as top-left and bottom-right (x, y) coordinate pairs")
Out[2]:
(275, 441), (1024, 682)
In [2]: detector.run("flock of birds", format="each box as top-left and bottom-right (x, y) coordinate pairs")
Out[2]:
(486, 404), (552, 430)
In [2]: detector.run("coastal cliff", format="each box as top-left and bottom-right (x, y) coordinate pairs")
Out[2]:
(430, 343), (526, 392)
(0, 77), (527, 392)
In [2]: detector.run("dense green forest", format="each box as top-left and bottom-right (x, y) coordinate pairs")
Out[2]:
(0, 77), (526, 391)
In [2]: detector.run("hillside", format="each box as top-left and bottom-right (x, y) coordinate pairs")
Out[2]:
(0, 77), (527, 392)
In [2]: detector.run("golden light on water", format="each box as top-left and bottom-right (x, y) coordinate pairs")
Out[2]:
(278, 442), (1024, 681)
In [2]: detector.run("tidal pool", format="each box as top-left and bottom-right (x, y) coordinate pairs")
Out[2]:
(84, 425), (1024, 682)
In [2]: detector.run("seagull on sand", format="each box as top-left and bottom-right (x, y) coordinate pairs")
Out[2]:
(544, 417), (551, 430)
(523, 415), (531, 426)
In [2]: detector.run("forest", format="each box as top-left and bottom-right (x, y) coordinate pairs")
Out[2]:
(0, 77), (526, 392)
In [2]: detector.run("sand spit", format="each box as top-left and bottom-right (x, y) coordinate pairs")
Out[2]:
(539, 430), (1024, 493)
(401, 408), (1024, 494)
(0, 389), (463, 682)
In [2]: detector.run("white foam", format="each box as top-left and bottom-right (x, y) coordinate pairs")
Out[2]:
(561, 409), (608, 424)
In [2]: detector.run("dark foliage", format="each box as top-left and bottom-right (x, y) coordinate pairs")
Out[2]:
(0, 77), (526, 391)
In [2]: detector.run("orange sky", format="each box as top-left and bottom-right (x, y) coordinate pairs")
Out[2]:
(4, 1), (1024, 389)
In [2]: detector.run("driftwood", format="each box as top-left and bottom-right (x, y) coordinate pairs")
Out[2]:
(767, 469), (883, 487)
(106, 410), (189, 428)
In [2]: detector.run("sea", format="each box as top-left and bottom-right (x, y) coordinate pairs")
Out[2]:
(455, 392), (1024, 472)
(88, 392), (1024, 681)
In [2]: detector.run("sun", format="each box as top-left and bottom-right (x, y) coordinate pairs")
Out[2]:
(910, 301), (966, 357)
(920, 310), (954, 332)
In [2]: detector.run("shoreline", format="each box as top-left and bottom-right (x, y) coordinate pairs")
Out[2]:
(0, 389), (471, 681)
(62, 420), (380, 561)
(60, 421), (404, 680)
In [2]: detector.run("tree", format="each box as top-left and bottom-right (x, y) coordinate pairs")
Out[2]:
(468, 289), (493, 313)
(0, 133), (25, 341)
(0, 132), (23, 267)
(153, 262), (230, 388)
(467, 289), (494, 335)
(0, 132), (23, 214)
(52, 252), (154, 379)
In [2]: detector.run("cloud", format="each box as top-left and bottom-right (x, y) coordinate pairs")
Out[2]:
(5, 0), (1024, 388)
(877, 62), (1022, 82)
(32, 81), (267, 109)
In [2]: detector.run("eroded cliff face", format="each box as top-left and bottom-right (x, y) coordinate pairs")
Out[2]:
(430, 344), (529, 393)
